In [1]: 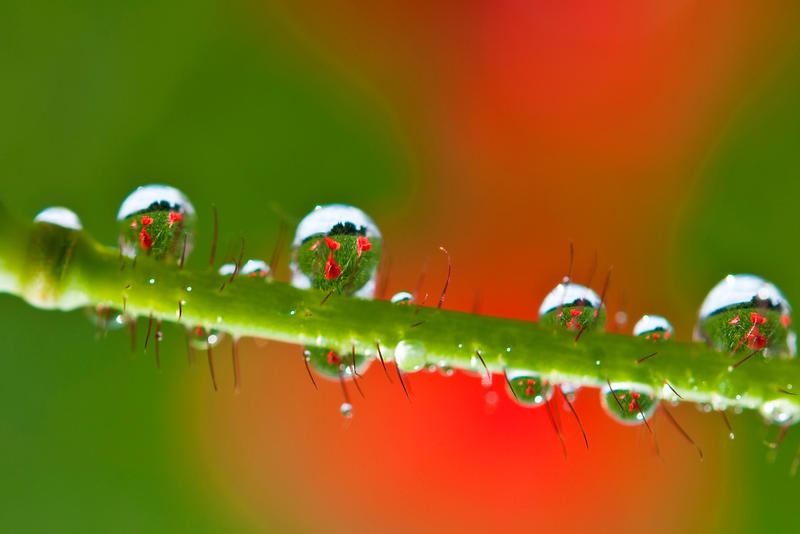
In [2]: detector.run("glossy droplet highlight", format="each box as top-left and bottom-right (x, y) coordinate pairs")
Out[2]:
(340, 402), (353, 418)
(695, 274), (795, 358)
(538, 283), (605, 332)
(85, 304), (128, 331)
(760, 399), (800, 426)
(33, 207), (83, 230)
(600, 383), (657, 425)
(117, 184), (196, 262)
(391, 291), (414, 305)
(290, 204), (382, 298)
(633, 315), (673, 343)
(505, 369), (552, 406)
(394, 340), (427, 372)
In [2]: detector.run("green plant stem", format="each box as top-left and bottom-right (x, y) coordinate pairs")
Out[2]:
(1, 202), (798, 415)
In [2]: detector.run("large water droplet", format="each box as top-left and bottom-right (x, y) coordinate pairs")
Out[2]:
(391, 291), (414, 305)
(633, 315), (673, 342)
(117, 184), (196, 262)
(601, 383), (657, 425)
(538, 283), (605, 332)
(759, 399), (800, 426)
(290, 204), (382, 298)
(695, 274), (794, 357)
(505, 369), (552, 406)
(33, 207), (83, 230)
(394, 340), (427, 372)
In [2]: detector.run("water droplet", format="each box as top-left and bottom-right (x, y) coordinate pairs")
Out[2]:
(695, 274), (794, 357)
(219, 259), (270, 278)
(633, 315), (673, 342)
(303, 346), (370, 378)
(394, 340), (427, 372)
(187, 325), (227, 350)
(600, 382), (657, 425)
(505, 369), (552, 406)
(290, 204), (382, 298)
(441, 365), (454, 376)
(33, 207), (82, 230)
(117, 184), (196, 262)
(340, 402), (353, 418)
(538, 283), (605, 332)
(148, 278), (155, 285)
(759, 399), (800, 426)
(391, 291), (414, 305)
(84, 304), (128, 331)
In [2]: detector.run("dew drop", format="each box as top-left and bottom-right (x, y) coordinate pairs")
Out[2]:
(760, 399), (800, 426)
(391, 291), (414, 305)
(33, 207), (83, 230)
(539, 283), (606, 332)
(117, 184), (196, 262)
(394, 340), (427, 372)
(340, 402), (353, 418)
(695, 274), (795, 358)
(290, 204), (382, 298)
(306, 346), (371, 378)
(600, 382), (657, 425)
(187, 325), (228, 350)
(505, 369), (552, 406)
(219, 259), (270, 278)
(84, 304), (128, 332)
(633, 315), (673, 343)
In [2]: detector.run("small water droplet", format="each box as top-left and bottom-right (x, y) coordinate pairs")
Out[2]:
(539, 283), (605, 332)
(600, 382), (657, 425)
(33, 207), (82, 230)
(633, 315), (673, 342)
(289, 310), (296, 316)
(391, 291), (414, 305)
(85, 305), (128, 331)
(117, 184), (196, 262)
(148, 278), (155, 285)
(185, 286), (192, 292)
(505, 369), (552, 406)
(441, 365), (454, 376)
(340, 402), (353, 418)
(505, 347), (512, 352)
(290, 204), (382, 298)
(695, 274), (794, 357)
(394, 340), (427, 372)
(303, 346), (370, 379)
(187, 325), (227, 350)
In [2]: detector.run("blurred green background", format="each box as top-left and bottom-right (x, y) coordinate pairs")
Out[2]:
(2, 1), (800, 532)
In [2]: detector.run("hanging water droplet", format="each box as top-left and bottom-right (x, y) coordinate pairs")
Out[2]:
(340, 402), (353, 418)
(394, 340), (427, 372)
(505, 369), (552, 406)
(84, 304), (128, 331)
(304, 346), (371, 379)
(33, 207), (83, 230)
(290, 204), (382, 298)
(633, 315), (673, 342)
(600, 382), (657, 425)
(117, 184), (196, 262)
(759, 399), (800, 426)
(187, 325), (227, 350)
(538, 283), (605, 332)
(391, 291), (414, 305)
(695, 274), (795, 358)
